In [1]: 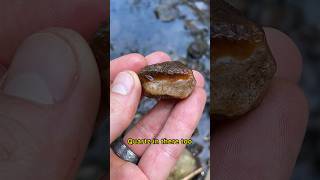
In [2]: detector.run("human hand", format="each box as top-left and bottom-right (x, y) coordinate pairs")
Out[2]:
(0, 1), (105, 179)
(110, 52), (207, 180)
(212, 28), (309, 179)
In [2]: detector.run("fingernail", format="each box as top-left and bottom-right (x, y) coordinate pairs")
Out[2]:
(1, 32), (77, 104)
(111, 72), (134, 95)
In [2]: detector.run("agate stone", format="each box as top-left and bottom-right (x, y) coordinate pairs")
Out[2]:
(212, 0), (277, 118)
(138, 61), (196, 99)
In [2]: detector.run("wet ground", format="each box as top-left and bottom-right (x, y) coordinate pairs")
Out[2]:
(226, 0), (320, 179)
(110, 0), (210, 179)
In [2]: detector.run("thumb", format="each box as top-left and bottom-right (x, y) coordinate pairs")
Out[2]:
(0, 28), (100, 179)
(110, 70), (141, 143)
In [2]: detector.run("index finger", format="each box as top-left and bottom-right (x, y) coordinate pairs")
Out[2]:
(110, 51), (172, 82)
(110, 53), (146, 82)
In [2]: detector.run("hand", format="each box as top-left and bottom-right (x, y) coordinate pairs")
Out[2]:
(212, 28), (309, 179)
(0, 1), (104, 179)
(110, 52), (207, 180)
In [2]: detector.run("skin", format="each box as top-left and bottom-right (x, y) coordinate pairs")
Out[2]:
(0, 1), (308, 179)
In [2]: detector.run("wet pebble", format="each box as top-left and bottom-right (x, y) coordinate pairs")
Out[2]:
(187, 39), (208, 59)
(155, 4), (178, 22)
(188, 142), (204, 156)
(138, 61), (196, 99)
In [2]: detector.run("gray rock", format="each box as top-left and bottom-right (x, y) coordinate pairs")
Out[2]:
(155, 4), (178, 22)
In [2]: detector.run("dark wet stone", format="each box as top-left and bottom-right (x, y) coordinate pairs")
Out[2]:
(155, 4), (178, 22)
(187, 40), (208, 59)
(187, 142), (204, 156)
(138, 61), (196, 99)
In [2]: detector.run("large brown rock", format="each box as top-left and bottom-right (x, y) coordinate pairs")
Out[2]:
(138, 61), (196, 99)
(212, 0), (276, 118)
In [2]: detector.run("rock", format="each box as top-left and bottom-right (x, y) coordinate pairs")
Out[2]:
(185, 20), (208, 35)
(168, 149), (198, 180)
(212, 0), (276, 118)
(138, 61), (196, 99)
(188, 142), (203, 156)
(154, 4), (178, 22)
(187, 39), (208, 59)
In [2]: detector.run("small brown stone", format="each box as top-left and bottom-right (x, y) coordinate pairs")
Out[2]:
(212, 0), (277, 118)
(138, 61), (196, 99)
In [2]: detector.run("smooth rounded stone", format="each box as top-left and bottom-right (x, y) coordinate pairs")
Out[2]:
(138, 61), (196, 99)
(212, 0), (277, 118)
